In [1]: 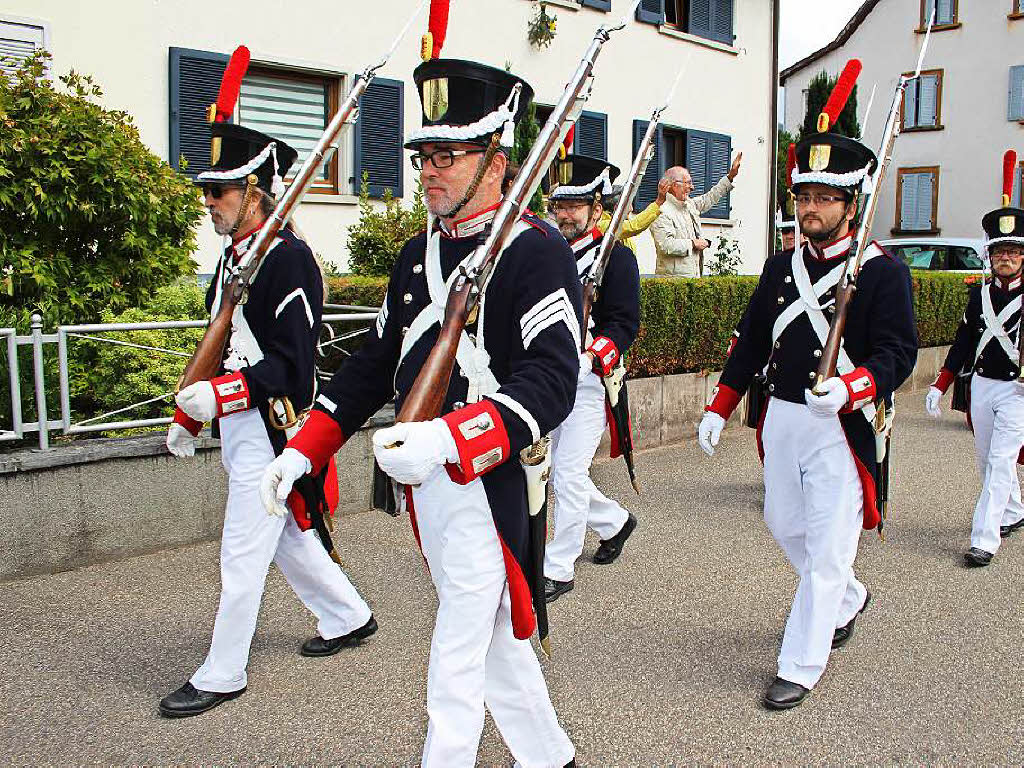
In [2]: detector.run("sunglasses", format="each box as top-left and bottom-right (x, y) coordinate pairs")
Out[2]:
(200, 183), (243, 199)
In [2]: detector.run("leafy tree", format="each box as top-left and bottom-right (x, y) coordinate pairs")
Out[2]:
(510, 98), (545, 213)
(798, 69), (860, 142)
(0, 51), (204, 332)
(345, 173), (427, 277)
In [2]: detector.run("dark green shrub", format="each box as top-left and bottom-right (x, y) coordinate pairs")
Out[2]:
(0, 51), (203, 332)
(345, 175), (427, 277)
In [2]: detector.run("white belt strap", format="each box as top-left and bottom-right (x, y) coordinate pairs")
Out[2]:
(398, 217), (532, 401)
(977, 283), (1021, 365)
(786, 244), (880, 423)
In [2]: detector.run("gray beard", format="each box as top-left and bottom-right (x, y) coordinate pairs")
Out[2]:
(558, 221), (587, 241)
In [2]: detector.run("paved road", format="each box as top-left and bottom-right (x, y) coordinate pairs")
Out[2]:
(1, 390), (1022, 765)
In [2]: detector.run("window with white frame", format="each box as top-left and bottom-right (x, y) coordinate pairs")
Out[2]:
(0, 16), (47, 76)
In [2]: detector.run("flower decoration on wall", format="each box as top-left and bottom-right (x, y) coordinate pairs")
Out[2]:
(527, 2), (558, 49)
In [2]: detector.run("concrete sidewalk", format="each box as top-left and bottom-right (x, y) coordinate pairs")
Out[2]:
(1, 390), (1022, 764)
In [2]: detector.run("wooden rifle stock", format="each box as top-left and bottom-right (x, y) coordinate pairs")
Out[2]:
(812, 277), (854, 392)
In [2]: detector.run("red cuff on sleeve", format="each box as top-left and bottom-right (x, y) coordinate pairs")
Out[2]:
(441, 400), (511, 485)
(933, 368), (955, 394)
(706, 383), (742, 420)
(726, 333), (738, 358)
(210, 371), (251, 417)
(587, 336), (620, 377)
(840, 366), (877, 412)
(287, 409), (347, 474)
(173, 407), (203, 436)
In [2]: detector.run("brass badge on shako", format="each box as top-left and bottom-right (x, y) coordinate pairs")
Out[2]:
(1000, 214), (1016, 235)
(422, 77), (449, 121)
(809, 143), (831, 171)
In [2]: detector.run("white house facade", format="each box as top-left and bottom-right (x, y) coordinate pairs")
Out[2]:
(781, 0), (1024, 250)
(5, 0), (776, 276)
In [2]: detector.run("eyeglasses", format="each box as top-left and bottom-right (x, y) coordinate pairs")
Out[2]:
(201, 183), (242, 199)
(795, 193), (849, 206)
(410, 148), (486, 170)
(550, 201), (590, 214)
(991, 248), (1024, 258)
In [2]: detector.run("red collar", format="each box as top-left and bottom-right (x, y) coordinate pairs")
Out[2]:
(804, 234), (852, 262)
(442, 201), (501, 239)
(569, 226), (603, 253)
(993, 274), (1023, 291)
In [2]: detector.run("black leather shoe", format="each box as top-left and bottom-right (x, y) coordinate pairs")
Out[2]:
(593, 513), (637, 565)
(301, 616), (378, 657)
(763, 677), (809, 710)
(965, 547), (993, 567)
(544, 577), (574, 603)
(158, 682), (245, 718)
(832, 589), (871, 650)
(1001, 519), (1024, 538)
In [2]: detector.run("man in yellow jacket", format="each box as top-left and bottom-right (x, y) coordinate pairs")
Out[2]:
(598, 177), (671, 254)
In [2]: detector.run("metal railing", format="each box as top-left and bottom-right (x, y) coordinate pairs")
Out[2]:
(2, 308), (377, 450)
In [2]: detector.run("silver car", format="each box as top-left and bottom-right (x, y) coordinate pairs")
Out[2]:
(878, 237), (986, 272)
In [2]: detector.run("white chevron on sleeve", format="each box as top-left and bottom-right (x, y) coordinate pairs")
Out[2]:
(275, 288), (315, 328)
(376, 292), (389, 338)
(520, 288), (580, 351)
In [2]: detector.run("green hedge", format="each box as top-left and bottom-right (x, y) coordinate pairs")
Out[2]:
(326, 270), (971, 378)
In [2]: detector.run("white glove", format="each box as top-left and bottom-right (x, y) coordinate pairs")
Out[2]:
(698, 412), (725, 457)
(175, 380), (217, 423)
(166, 423), (197, 458)
(372, 419), (459, 486)
(925, 386), (943, 418)
(804, 377), (849, 418)
(260, 448), (312, 517)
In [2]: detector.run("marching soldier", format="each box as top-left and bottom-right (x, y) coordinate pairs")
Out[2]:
(697, 130), (917, 709)
(926, 156), (1024, 567)
(543, 154), (640, 602)
(160, 110), (375, 717)
(260, 59), (578, 767)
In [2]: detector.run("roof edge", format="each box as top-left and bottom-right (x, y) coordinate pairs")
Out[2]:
(779, 0), (881, 84)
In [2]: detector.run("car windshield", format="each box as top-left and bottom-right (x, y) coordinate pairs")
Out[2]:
(892, 245), (945, 269)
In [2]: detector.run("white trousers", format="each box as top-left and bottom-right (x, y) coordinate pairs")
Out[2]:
(762, 399), (867, 690)
(969, 375), (1024, 554)
(411, 467), (574, 768)
(190, 409), (372, 693)
(544, 369), (630, 582)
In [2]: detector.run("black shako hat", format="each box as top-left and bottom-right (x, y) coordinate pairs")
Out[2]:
(405, 58), (534, 150)
(791, 132), (877, 195)
(196, 123), (299, 197)
(982, 207), (1024, 247)
(545, 154), (621, 202)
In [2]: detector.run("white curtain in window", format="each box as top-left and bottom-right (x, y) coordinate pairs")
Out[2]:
(239, 74), (330, 181)
(0, 19), (45, 76)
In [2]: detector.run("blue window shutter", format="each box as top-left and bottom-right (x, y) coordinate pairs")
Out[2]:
(1016, 165), (1024, 208)
(1009, 66), (1024, 121)
(637, 0), (665, 25)
(581, 0), (611, 9)
(685, 129), (731, 219)
(632, 120), (663, 211)
(687, 0), (733, 44)
(355, 77), (404, 198)
(576, 111), (608, 160)
(711, 0), (734, 44)
(169, 47), (228, 177)
(918, 74), (938, 127)
(903, 76), (919, 128)
(706, 133), (732, 218)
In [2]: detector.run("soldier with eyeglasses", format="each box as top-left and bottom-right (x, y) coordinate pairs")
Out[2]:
(698, 130), (917, 710)
(926, 202), (1024, 567)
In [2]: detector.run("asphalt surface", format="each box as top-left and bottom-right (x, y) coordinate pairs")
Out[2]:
(1, 389), (1022, 765)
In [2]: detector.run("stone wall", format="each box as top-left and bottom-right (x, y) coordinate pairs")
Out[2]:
(0, 349), (948, 581)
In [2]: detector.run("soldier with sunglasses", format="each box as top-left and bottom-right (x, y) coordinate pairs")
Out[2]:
(159, 120), (375, 719)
